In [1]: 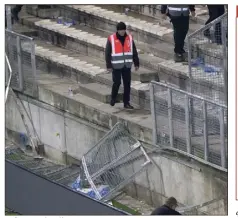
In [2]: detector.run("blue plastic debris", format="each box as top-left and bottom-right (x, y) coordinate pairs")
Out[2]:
(71, 175), (81, 190)
(71, 176), (110, 200)
(191, 57), (204, 67)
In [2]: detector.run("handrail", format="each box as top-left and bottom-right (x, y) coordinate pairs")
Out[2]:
(5, 53), (12, 103)
(5, 29), (34, 41)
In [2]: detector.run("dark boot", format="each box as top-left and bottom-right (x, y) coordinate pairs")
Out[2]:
(110, 99), (116, 106)
(124, 103), (134, 109)
(174, 53), (184, 63)
(182, 52), (188, 62)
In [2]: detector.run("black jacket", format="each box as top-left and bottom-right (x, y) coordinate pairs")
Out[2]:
(151, 205), (181, 215)
(105, 32), (139, 69)
(161, 5), (195, 14)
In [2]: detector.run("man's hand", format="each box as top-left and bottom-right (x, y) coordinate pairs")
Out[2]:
(135, 66), (139, 71)
(190, 11), (196, 17)
(107, 68), (113, 73)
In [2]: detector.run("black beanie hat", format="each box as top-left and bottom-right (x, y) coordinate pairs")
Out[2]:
(117, 22), (126, 31)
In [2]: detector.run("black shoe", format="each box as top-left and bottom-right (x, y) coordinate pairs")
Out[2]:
(124, 104), (134, 109)
(174, 54), (185, 63)
(182, 52), (188, 62)
(110, 99), (115, 106)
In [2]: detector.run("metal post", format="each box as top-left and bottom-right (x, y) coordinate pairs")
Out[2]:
(221, 19), (228, 106)
(203, 100), (209, 161)
(187, 37), (196, 136)
(17, 36), (23, 91)
(187, 37), (192, 79)
(185, 94), (191, 154)
(5, 57), (9, 85)
(219, 108), (226, 168)
(150, 83), (158, 145)
(6, 6), (12, 30)
(31, 40), (36, 78)
(167, 88), (174, 147)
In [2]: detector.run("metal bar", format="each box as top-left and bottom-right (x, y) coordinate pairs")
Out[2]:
(101, 161), (152, 202)
(185, 95), (191, 153)
(167, 88), (174, 147)
(187, 37), (192, 79)
(17, 36), (23, 91)
(5, 29), (33, 40)
(6, 6), (12, 30)
(140, 146), (152, 163)
(82, 156), (102, 200)
(55, 171), (80, 183)
(203, 100), (209, 161)
(31, 40), (37, 78)
(151, 81), (227, 109)
(221, 19), (228, 106)
(91, 144), (139, 180)
(5, 54), (13, 103)
(44, 166), (69, 176)
(150, 83), (158, 145)
(219, 108), (226, 168)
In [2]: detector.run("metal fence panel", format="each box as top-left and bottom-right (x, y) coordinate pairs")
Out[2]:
(151, 81), (227, 170)
(187, 13), (228, 106)
(5, 29), (37, 97)
(80, 122), (152, 202)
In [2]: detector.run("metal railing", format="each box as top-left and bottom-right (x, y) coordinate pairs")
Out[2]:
(187, 13), (228, 106)
(150, 81), (227, 171)
(5, 54), (13, 103)
(5, 29), (37, 97)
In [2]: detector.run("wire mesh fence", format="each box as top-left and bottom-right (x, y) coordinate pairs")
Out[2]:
(187, 12), (228, 106)
(5, 29), (37, 97)
(150, 81), (227, 170)
(80, 122), (152, 202)
(5, 146), (81, 187)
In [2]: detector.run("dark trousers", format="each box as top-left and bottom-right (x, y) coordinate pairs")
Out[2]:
(171, 16), (189, 54)
(204, 5), (225, 44)
(111, 67), (131, 105)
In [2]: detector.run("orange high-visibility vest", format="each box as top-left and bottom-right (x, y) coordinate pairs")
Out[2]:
(108, 33), (133, 69)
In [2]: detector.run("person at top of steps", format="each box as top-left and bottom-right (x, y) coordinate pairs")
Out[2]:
(105, 21), (140, 110)
(151, 197), (181, 215)
(161, 5), (196, 63)
(204, 5), (225, 45)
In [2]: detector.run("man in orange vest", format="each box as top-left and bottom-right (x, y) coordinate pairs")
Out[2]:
(105, 22), (139, 109)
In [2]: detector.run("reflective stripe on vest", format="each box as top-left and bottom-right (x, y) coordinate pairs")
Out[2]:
(167, 5), (189, 17)
(110, 33), (133, 69)
(168, 7), (188, 11)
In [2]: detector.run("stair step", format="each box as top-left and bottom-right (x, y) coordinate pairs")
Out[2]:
(77, 83), (123, 103)
(17, 17), (225, 103)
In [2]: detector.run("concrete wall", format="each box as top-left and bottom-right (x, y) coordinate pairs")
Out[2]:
(5, 93), (106, 163)
(5, 93), (227, 215)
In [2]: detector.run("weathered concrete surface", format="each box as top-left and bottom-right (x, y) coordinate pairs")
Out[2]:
(18, 16), (225, 100)
(77, 83), (123, 103)
(5, 73), (227, 215)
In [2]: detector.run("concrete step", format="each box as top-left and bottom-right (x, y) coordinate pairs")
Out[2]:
(18, 38), (226, 129)
(77, 83), (123, 103)
(58, 5), (206, 46)
(119, 5), (209, 25)
(23, 72), (227, 167)
(17, 17), (226, 103)
(18, 17), (186, 86)
(96, 4), (205, 32)
(16, 37), (151, 110)
(59, 5), (174, 45)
